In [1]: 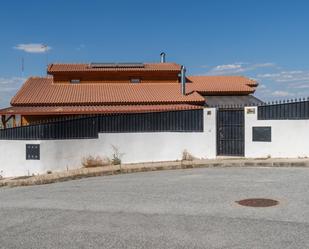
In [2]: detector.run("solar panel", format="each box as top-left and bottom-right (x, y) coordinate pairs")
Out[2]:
(90, 63), (144, 68)
(90, 63), (116, 68)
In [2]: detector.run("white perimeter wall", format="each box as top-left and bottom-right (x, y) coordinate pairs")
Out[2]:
(245, 106), (309, 158)
(0, 108), (217, 177)
(2, 106), (309, 177)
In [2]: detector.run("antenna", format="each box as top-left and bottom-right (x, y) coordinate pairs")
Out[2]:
(43, 44), (49, 69)
(21, 57), (24, 78)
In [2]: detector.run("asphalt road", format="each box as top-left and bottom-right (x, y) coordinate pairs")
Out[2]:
(0, 167), (309, 249)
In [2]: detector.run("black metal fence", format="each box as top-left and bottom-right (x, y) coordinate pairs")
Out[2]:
(0, 117), (98, 140)
(0, 109), (203, 140)
(97, 110), (203, 133)
(258, 98), (309, 120)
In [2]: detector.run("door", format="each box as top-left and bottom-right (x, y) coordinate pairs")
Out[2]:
(217, 109), (244, 156)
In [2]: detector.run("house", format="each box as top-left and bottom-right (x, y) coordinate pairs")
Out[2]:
(0, 55), (308, 178)
(0, 53), (260, 128)
(0, 54), (280, 177)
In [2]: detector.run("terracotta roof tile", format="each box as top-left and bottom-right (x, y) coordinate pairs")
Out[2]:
(11, 77), (205, 106)
(0, 104), (202, 115)
(48, 63), (181, 73)
(6, 72), (258, 116)
(187, 76), (257, 94)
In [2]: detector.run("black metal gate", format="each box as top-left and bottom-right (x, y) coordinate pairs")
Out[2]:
(217, 109), (244, 156)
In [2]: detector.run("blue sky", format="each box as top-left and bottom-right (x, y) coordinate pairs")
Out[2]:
(0, 0), (309, 107)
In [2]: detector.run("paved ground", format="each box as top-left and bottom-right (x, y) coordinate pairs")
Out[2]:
(0, 167), (309, 249)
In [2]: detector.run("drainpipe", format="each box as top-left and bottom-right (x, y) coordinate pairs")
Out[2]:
(160, 52), (166, 63)
(181, 66), (186, 95)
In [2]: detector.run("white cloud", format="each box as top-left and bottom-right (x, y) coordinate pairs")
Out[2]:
(214, 64), (243, 71)
(207, 62), (276, 75)
(0, 77), (26, 108)
(76, 44), (85, 51)
(257, 70), (309, 83)
(254, 63), (276, 68)
(293, 84), (309, 89)
(259, 84), (267, 89)
(0, 77), (25, 85)
(14, 43), (51, 53)
(272, 90), (293, 97)
(257, 73), (280, 78)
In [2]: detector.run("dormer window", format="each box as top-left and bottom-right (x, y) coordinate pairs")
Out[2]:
(130, 78), (141, 84)
(70, 79), (81, 84)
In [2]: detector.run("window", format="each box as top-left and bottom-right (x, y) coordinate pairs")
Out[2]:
(70, 79), (81, 84)
(26, 144), (40, 160)
(130, 78), (141, 84)
(252, 127), (272, 142)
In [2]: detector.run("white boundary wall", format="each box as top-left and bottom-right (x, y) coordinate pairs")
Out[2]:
(245, 106), (309, 158)
(0, 108), (217, 177)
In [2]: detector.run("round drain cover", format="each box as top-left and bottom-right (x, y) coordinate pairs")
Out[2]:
(236, 198), (279, 207)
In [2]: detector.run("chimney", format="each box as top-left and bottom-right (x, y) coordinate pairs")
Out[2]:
(160, 52), (166, 63)
(181, 66), (186, 95)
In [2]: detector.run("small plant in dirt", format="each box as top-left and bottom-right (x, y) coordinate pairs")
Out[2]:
(82, 155), (111, 168)
(111, 145), (125, 165)
(182, 149), (196, 161)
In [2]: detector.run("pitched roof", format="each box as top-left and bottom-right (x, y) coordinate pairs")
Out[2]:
(11, 77), (205, 106)
(0, 104), (202, 116)
(48, 63), (181, 73)
(187, 76), (257, 95)
(204, 95), (263, 107)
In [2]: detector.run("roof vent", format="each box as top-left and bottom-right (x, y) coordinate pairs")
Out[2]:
(160, 52), (166, 63)
(181, 66), (186, 95)
(89, 63), (145, 68)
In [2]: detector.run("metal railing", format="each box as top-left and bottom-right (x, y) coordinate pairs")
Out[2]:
(0, 117), (98, 140)
(0, 109), (204, 140)
(258, 98), (309, 120)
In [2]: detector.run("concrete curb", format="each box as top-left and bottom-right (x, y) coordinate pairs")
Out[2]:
(1, 158), (309, 188)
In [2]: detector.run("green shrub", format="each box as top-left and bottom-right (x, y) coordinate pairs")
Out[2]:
(111, 145), (124, 165)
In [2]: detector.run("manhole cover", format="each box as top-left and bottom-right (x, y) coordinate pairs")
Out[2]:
(236, 198), (279, 207)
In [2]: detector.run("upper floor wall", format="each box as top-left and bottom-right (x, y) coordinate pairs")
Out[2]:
(48, 63), (182, 83)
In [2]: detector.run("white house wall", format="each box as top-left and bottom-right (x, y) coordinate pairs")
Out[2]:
(0, 108), (217, 177)
(245, 106), (309, 158)
(0, 140), (42, 177)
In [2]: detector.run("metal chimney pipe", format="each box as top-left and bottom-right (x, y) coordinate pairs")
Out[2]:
(160, 52), (166, 63)
(181, 66), (186, 95)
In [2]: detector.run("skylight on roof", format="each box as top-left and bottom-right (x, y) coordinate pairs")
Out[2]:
(70, 79), (81, 84)
(130, 78), (141, 84)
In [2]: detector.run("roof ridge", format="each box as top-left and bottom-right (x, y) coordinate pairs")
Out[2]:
(52, 82), (182, 86)
(48, 62), (180, 65)
(188, 75), (248, 78)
